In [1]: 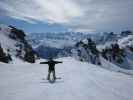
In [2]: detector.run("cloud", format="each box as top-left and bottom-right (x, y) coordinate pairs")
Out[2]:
(0, 0), (83, 23)
(0, 0), (133, 32)
(68, 0), (133, 32)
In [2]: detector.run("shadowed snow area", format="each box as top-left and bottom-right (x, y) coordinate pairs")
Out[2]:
(0, 57), (133, 100)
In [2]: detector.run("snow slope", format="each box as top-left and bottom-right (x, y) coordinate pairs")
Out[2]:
(0, 24), (17, 52)
(0, 57), (133, 100)
(0, 24), (36, 63)
(118, 35), (133, 48)
(100, 56), (133, 75)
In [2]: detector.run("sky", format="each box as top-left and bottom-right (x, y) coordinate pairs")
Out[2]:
(0, 0), (133, 33)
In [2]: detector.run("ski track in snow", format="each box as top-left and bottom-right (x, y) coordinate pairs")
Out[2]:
(0, 57), (133, 100)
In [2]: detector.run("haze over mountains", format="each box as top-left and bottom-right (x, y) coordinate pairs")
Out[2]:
(1, 24), (133, 73)
(28, 31), (133, 57)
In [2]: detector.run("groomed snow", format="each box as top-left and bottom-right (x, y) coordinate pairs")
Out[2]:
(0, 57), (133, 100)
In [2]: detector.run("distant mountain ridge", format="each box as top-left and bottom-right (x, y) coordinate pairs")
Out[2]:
(28, 30), (133, 70)
(28, 32), (98, 58)
(28, 31), (133, 59)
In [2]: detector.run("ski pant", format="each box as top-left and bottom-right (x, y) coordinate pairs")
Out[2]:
(47, 70), (56, 80)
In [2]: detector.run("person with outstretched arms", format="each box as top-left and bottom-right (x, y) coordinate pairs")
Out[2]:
(40, 58), (62, 80)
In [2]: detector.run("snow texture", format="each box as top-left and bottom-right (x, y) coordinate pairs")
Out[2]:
(0, 24), (17, 52)
(0, 57), (133, 100)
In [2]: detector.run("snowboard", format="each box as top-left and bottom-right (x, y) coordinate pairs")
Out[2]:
(42, 77), (62, 83)
(42, 77), (61, 80)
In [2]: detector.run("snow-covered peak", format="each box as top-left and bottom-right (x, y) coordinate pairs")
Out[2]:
(0, 24), (36, 63)
(118, 35), (133, 48)
(0, 25), (17, 52)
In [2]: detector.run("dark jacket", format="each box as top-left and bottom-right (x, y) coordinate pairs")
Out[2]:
(40, 60), (62, 71)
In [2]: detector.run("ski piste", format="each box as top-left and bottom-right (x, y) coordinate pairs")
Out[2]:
(1, 57), (133, 100)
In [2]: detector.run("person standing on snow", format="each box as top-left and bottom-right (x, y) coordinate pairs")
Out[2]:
(40, 58), (63, 80)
